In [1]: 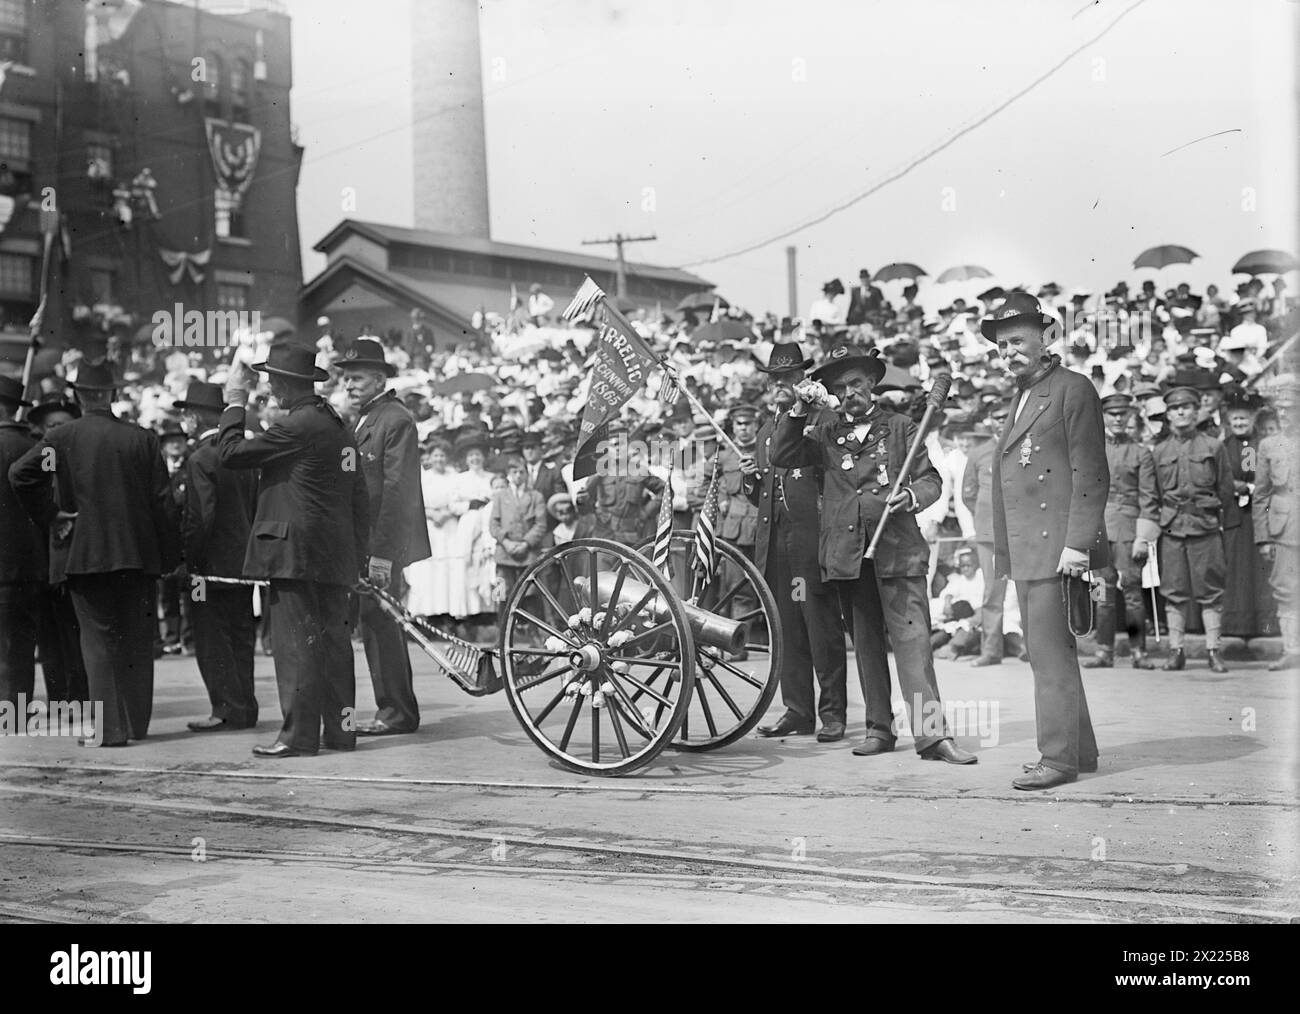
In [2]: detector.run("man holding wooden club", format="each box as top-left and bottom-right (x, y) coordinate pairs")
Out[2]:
(771, 343), (976, 765)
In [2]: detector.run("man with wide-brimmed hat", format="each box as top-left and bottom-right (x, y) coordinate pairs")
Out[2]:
(983, 291), (1109, 789)
(10, 361), (181, 746)
(174, 381), (260, 732)
(1253, 377), (1300, 668)
(1080, 393), (1160, 671)
(217, 343), (370, 758)
(744, 341), (848, 741)
(1151, 386), (1234, 674)
(337, 337), (431, 737)
(0, 375), (42, 708)
(772, 343), (977, 765)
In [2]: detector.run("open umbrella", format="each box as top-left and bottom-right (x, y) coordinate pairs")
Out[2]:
(430, 372), (496, 396)
(1133, 245), (1198, 270)
(936, 265), (993, 284)
(677, 291), (729, 312)
(872, 263), (927, 283)
(692, 319), (753, 343)
(1231, 249), (1299, 276)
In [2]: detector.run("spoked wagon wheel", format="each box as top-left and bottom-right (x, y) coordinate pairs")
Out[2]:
(500, 538), (696, 776)
(637, 531), (783, 751)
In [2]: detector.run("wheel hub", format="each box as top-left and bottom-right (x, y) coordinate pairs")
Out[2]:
(570, 644), (603, 671)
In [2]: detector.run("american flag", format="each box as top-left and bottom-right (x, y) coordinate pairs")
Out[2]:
(692, 457), (721, 586)
(562, 276), (604, 323)
(651, 475), (674, 581)
(657, 369), (681, 408)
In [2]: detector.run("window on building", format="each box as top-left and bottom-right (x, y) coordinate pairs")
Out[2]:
(0, 0), (28, 63)
(217, 282), (249, 311)
(0, 252), (34, 295)
(0, 117), (31, 164)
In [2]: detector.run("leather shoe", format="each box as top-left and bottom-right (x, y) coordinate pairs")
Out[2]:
(1206, 649), (1228, 674)
(851, 736), (896, 756)
(1162, 648), (1185, 671)
(187, 716), (230, 732)
(970, 655), (1001, 667)
(1023, 758), (1097, 774)
(252, 742), (316, 758)
(1013, 763), (1077, 790)
(1131, 650), (1155, 670)
(1082, 650), (1113, 669)
(919, 740), (977, 764)
(816, 722), (846, 743)
(757, 714), (814, 738)
(355, 720), (412, 736)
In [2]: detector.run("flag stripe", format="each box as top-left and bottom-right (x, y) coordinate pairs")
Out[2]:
(652, 475), (674, 580)
(563, 276), (605, 321)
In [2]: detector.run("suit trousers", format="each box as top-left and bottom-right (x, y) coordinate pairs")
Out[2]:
(66, 571), (156, 743)
(0, 584), (38, 706)
(357, 572), (419, 731)
(269, 580), (356, 751)
(37, 584), (88, 703)
(975, 542), (1006, 659)
(837, 563), (949, 753)
(765, 517), (847, 725)
(1016, 577), (1098, 775)
(192, 585), (258, 727)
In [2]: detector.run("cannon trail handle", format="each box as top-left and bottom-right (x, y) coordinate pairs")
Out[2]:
(864, 372), (952, 561)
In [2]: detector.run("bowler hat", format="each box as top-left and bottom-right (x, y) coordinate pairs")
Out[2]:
(174, 381), (226, 413)
(810, 343), (886, 387)
(754, 340), (814, 374)
(980, 291), (1059, 342)
(27, 393), (79, 424)
(337, 337), (397, 377)
(0, 376), (32, 407)
(252, 342), (328, 382)
(71, 360), (120, 391)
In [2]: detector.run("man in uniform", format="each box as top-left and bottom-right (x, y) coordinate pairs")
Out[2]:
(1151, 386), (1234, 673)
(772, 344), (976, 765)
(1253, 379), (1300, 670)
(339, 337), (431, 737)
(575, 421), (664, 543)
(961, 411), (1006, 665)
(745, 342), (848, 740)
(219, 343), (370, 758)
(0, 376), (41, 707)
(175, 382), (260, 731)
(1080, 393), (1161, 670)
(10, 361), (180, 746)
(984, 292), (1109, 790)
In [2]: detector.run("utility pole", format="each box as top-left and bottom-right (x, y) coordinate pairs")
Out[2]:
(786, 246), (798, 319)
(581, 233), (657, 298)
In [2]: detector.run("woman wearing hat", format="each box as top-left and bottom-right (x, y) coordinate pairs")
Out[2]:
(450, 428), (497, 637)
(406, 437), (468, 624)
(1220, 390), (1276, 639)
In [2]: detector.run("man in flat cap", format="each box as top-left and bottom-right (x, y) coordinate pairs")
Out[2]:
(1253, 380), (1300, 669)
(1080, 393), (1160, 670)
(983, 292), (1109, 790)
(1151, 386), (1234, 673)
(773, 343), (976, 765)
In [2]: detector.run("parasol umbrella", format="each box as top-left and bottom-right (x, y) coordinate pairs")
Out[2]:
(692, 319), (754, 343)
(430, 372), (496, 396)
(676, 291), (729, 312)
(1231, 249), (1299, 276)
(1132, 245), (1198, 270)
(872, 263), (927, 283)
(936, 265), (993, 284)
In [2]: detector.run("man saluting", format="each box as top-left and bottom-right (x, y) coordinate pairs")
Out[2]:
(984, 292), (1109, 790)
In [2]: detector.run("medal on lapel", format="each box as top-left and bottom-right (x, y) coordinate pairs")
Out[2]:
(1019, 434), (1033, 468)
(841, 453), (853, 470)
(876, 462), (888, 486)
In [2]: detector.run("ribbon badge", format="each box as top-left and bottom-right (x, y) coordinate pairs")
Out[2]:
(1019, 434), (1033, 468)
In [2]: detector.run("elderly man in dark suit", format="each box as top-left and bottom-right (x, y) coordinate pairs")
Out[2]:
(0, 376), (42, 707)
(984, 292), (1110, 790)
(745, 342), (848, 741)
(772, 344), (976, 765)
(10, 361), (180, 746)
(219, 343), (370, 758)
(338, 338), (431, 736)
(176, 382), (260, 732)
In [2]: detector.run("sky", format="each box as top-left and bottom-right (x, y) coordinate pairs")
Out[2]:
(284, 0), (1298, 316)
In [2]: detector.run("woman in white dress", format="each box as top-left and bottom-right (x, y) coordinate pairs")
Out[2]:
(450, 431), (497, 627)
(404, 438), (465, 621)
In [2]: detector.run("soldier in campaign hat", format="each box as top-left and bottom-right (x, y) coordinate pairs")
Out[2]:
(1150, 386), (1234, 673)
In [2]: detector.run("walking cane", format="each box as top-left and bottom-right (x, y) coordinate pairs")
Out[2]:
(865, 372), (952, 560)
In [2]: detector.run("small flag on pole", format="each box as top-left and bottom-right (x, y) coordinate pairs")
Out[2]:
(651, 475), (674, 581)
(692, 457), (720, 587)
(657, 368), (680, 408)
(563, 276), (605, 322)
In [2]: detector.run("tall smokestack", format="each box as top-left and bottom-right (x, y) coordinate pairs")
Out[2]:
(411, 0), (491, 237)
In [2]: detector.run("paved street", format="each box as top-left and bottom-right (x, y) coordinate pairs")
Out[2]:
(1, 640), (1296, 923)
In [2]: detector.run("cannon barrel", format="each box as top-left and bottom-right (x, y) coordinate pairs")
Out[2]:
(574, 573), (747, 654)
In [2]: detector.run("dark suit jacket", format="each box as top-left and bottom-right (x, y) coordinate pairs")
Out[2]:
(354, 391), (431, 569)
(746, 416), (827, 591)
(0, 420), (43, 584)
(182, 431), (258, 578)
(992, 363), (1110, 581)
(527, 460), (564, 513)
(771, 406), (941, 580)
(10, 410), (179, 579)
(217, 395), (370, 587)
(490, 484), (547, 566)
(961, 438), (997, 544)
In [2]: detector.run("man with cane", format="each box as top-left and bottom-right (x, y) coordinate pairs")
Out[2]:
(771, 343), (976, 765)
